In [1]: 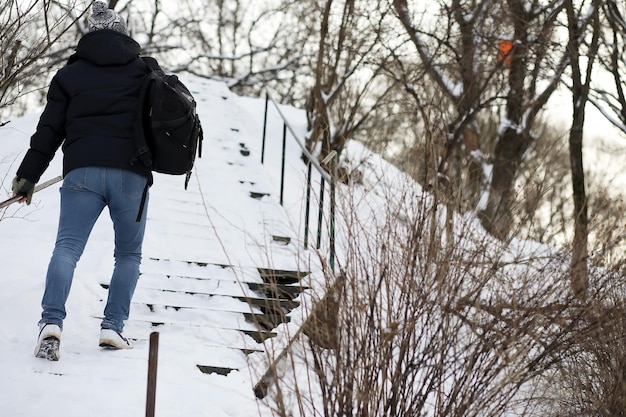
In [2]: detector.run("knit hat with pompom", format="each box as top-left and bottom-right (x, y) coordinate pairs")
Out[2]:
(88, 1), (128, 35)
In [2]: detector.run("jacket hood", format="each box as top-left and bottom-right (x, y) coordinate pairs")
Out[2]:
(71, 30), (141, 66)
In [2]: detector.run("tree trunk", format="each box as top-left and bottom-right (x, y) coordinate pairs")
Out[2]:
(569, 118), (588, 299)
(479, 1), (532, 240)
(479, 127), (532, 240)
(305, 0), (333, 161)
(564, 0), (601, 299)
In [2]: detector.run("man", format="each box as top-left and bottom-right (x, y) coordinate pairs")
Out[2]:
(12, 0), (155, 360)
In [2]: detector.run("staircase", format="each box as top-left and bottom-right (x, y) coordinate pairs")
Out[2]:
(92, 76), (316, 397)
(109, 259), (309, 377)
(0, 77), (330, 417)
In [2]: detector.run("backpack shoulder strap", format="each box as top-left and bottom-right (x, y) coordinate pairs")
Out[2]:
(141, 56), (164, 73)
(133, 57), (160, 169)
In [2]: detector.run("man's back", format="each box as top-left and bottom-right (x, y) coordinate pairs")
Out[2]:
(19, 29), (151, 184)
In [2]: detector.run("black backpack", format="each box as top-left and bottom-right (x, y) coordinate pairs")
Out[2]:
(134, 57), (203, 188)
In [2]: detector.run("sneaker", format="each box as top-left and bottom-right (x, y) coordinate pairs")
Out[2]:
(99, 328), (132, 349)
(34, 324), (62, 361)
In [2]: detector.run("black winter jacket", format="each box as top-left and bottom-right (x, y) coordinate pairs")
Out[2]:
(17, 30), (152, 184)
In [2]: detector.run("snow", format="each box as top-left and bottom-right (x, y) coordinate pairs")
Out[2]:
(1, 67), (623, 416)
(0, 75), (322, 417)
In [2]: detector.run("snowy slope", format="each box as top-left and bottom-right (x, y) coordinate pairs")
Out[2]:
(1, 70), (605, 417)
(0, 76), (319, 417)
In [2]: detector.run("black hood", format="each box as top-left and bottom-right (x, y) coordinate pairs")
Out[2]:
(70, 30), (141, 66)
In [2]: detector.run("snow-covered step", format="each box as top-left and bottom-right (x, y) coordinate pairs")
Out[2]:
(122, 311), (277, 345)
(31, 352), (148, 378)
(141, 258), (249, 278)
(131, 288), (260, 313)
(135, 275), (302, 309)
(128, 303), (258, 329)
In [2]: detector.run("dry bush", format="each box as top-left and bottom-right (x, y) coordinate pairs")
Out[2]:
(528, 256), (626, 416)
(256, 139), (626, 416)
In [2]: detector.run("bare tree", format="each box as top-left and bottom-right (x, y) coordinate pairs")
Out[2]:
(127, 0), (312, 102)
(0, 0), (89, 123)
(392, 0), (570, 240)
(588, 0), (626, 136)
(392, 0), (498, 207)
(304, 0), (398, 165)
(564, 0), (602, 298)
(480, 0), (568, 239)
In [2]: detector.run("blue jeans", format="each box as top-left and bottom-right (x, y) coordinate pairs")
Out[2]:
(40, 167), (149, 333)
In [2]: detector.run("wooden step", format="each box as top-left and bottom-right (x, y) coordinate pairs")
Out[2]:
(197, 365), (236, 376)
(234, 296), (300, 312)
(258, 268), (309, 285)
(243, 312), (290, 330)
(272, 235), (291, 244)
(241, 329), (277, 343)
(250, 191), (270, 199)
(246, 282), (305, 301)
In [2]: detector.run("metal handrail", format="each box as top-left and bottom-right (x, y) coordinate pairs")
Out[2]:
(254, 90), (338, 399)
(261, 92), (332, 183)
(260, 90), (335, 271)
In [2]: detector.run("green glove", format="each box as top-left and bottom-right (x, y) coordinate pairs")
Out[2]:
(12, 177), (35, 205)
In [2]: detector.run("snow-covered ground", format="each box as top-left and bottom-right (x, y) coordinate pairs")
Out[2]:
(0, 75), (322, 417)
(2, 67), (624, 416)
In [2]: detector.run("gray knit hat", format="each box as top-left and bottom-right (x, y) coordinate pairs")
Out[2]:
(88, 1), (128, 35)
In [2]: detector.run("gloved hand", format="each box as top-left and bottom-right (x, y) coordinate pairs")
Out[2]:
(12, 177), (35, 205)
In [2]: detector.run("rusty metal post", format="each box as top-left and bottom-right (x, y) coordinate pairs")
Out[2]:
(146, 332), (160, 417)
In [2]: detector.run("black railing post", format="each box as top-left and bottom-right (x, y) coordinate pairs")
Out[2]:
(304, 162), (313, 249)
(254, 90), (340, 398)
(279, 123), (287, 206)
(330, 176), (336, 272)
(261, 89), (336, 270)
(316, 177), (325, 249)
(261, 92), (269, 164)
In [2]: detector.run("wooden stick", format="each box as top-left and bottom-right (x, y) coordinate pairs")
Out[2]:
(0, 175), (63, 209)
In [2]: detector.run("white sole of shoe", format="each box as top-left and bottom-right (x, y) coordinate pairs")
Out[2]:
(34, 324), (62, 361)
(34, 337), (61, 361)
(99, 329), (132, 350)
